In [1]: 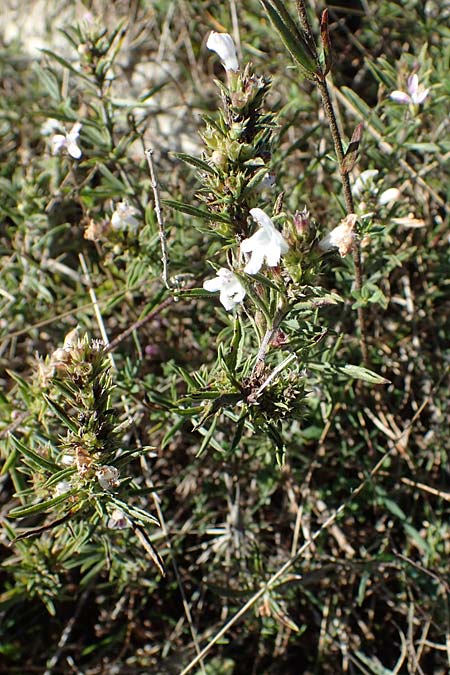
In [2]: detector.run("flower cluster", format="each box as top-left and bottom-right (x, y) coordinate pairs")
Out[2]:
(203, 206), (289, 310)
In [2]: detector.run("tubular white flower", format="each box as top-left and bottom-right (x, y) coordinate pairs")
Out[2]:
(206, 31), (239, 72)
(51, 122), (82, 159)
(353, 170), (400, 208)
(107, 508), (129, 530)
(54, 480), (72, 496)
(241, 208), (289, 275)
(352, 170), (379, 199)
(96, 465), (120, 490)
(203, 268), (246, 311)
(41, 118), (62, 136)
(111, 201), (140, 232)
(378, 187), (401, 206)
(319, 214), (357, 257)
(390, 73), (429, 105)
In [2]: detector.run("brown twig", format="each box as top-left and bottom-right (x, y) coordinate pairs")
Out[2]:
(145, 148), (171, 289)
(104, 294), (176, 353)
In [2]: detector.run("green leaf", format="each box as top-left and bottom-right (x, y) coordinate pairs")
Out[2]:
(172, 152), (218, 176)
(339, 365), (390, 385)
(196, 416), (223, 456)
(163, 199), (232, 224)
(9, 435), (60, 473)
(1, 447), (17, 475)
(33, 64), (61, 101)
(43, 396), (79, 434)
(97, 164), (129, 193)
(40, 49), (92, 84)
(403, 142), (441, 153)
(260, 0), (317, 77)
(340, 87), (384, 134)
(9, 490), (77, 518)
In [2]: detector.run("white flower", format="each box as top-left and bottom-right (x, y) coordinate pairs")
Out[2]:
(390, 73), (429, 105)
(111, 201), (140, 232)
(240, 208), (289, 275)
(206, 31), (239, 72)
(107, 508), (129, 530)
(41, 118), (62, 136)
(260, 173), (276, 189)
(352, 170), (379, 199)
(203, 268), (246, 311)
(54, 480), (72, 496)
(378, 187), (401, 206)
(96, 465), (120, 490)
(353, 170), (401, 208)
(319, 214), (357, 257)
(51, 122), (82, 159)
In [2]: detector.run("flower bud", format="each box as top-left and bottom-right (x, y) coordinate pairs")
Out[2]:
(294, 208), (310, 237)
(210, 149), (227, 169)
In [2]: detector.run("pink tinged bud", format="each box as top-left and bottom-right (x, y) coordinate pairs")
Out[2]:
(390, 73), (429, 106)
(206, 31), (239, 72)
(241, 208), (289, 275)
(294, 208), (311, 235)
(96, 465), (120, 490)
(203, 268), (246, 311)
(390, 90), (412, 104)
(319, 214), (357, 257)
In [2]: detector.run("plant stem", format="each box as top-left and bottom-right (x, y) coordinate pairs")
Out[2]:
(295, 0), (369, 365)
(145, 148), (171, 289)
(316, 78), (369, 365)
(251, 306), (285, 375)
